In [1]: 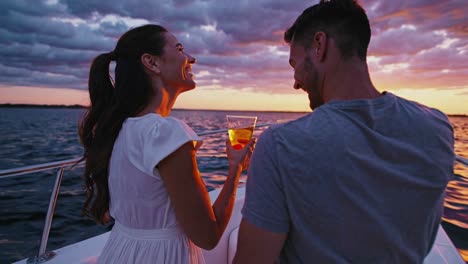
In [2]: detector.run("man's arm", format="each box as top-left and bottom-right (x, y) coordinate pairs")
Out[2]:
(234, 128), (289, 263)
(233, 218), (287, 264)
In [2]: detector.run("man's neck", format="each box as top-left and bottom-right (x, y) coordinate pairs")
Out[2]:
(321, 58), (381, 102)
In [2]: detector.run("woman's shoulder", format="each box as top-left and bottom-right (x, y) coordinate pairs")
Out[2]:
(125, 114), (196, 141)
(124, 114), (182, 130)
(125, 113), (163, 124)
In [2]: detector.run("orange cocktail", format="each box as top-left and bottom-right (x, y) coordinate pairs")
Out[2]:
(226, 115), (257, 150)
(228, 126), (254, 150)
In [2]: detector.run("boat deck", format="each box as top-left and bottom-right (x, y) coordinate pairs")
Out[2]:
(13, 188), (464, 264)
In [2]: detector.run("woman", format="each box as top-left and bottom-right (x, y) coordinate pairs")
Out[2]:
(78, 24), (255, 264)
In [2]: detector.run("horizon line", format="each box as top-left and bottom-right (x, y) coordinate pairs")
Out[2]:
(1, 103), (467, 116)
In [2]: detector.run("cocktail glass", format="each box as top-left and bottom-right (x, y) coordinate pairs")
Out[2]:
(226, 115), (257, 150)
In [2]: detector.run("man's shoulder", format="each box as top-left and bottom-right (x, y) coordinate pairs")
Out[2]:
(260, 108), (335, 145)
(392, 95), (451, 127)
(393, 94), (446, 115)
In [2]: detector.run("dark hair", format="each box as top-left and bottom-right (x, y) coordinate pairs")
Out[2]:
(284, 0), (371, 61)
(78, 24), (168, 224)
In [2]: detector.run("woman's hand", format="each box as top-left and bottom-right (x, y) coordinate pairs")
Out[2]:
(226, 138), (256, 171)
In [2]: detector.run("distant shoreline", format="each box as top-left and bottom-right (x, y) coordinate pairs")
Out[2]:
(0, 103), (86, 109)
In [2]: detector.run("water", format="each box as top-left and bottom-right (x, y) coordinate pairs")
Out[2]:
(443, 116), (468, 262)
(0, 108), (467, 263)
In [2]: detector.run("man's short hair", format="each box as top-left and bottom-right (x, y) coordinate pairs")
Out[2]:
(285, 0), (371, 61)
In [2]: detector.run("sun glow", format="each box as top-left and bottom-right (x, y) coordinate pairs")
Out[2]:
(1, 84), (468, 115)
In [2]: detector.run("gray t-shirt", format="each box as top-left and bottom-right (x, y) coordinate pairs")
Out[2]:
(242, 92), (454, 263)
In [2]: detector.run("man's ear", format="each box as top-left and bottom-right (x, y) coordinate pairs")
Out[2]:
(313, 31), (328, 61)
(141, 53), (161, 74)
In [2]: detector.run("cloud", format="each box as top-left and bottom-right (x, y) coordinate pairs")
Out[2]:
(0, 0), (466, 96)
(369, 25), (445, 56)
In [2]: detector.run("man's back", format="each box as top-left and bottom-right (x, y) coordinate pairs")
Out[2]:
(242, 92), (454, 263)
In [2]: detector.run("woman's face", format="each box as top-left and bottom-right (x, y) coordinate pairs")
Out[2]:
(158, 32), (197, 93)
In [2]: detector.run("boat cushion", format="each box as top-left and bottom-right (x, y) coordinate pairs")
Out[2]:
(228, 227), (239, 264)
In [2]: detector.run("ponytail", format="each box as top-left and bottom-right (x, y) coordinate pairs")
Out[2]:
(79, 52), (117, 224)
(80, 52), (114, 150)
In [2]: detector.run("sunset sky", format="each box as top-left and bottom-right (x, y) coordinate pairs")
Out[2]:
(0, 0), (467, 114)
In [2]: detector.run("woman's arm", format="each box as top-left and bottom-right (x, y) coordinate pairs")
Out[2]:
(158, 139), (254, 250)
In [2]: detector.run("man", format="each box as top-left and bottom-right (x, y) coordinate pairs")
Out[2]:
(233, 0), (455, 263)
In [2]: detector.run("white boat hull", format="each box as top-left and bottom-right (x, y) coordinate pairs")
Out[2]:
(14, 187), (464, 264)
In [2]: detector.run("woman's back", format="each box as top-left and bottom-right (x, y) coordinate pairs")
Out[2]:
(109, 114), (177, 229)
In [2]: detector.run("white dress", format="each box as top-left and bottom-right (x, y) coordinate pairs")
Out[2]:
(98, 113), (206, 264)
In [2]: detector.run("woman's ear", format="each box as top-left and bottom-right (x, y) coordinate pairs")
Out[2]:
(141, 53), (161, 74)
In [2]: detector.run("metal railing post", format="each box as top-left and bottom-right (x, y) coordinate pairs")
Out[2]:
(27, 168), (64, 263)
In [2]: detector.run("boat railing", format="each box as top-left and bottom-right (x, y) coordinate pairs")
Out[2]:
(1, 124), (467, 263)
(456, 155), (468, 167)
